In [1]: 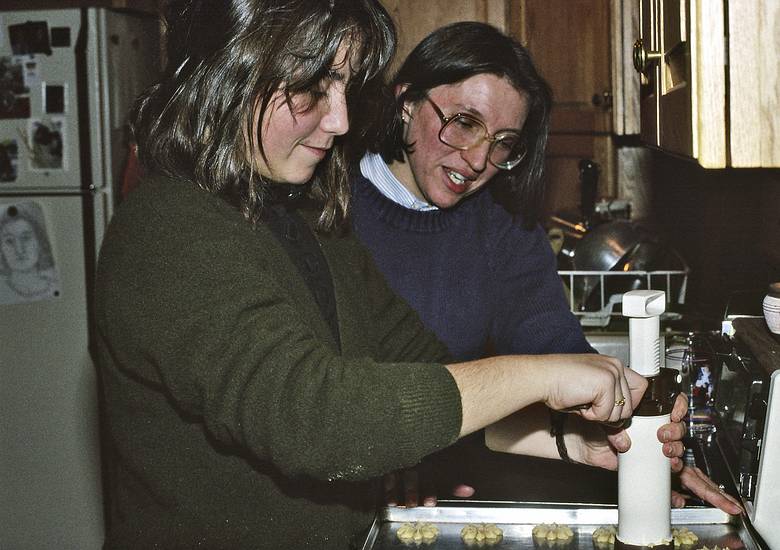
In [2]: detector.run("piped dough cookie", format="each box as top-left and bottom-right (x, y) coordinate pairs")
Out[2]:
(592, 525), (617, 545)
(396, 522), (440, 544)
(671, 528), (699, 546)
(532, 522), (574, 542)
(461, 523), (504, 545)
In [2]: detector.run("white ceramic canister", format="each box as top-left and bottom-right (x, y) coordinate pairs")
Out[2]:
(764, 282), (780, 335)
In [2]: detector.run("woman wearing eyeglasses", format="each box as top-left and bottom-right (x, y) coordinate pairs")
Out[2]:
(352, 21), (584, 366)
(350, 22), (743, 516)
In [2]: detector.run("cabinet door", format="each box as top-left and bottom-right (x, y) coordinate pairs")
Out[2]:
(512, 0), (613, 136)
(728, 1), (780, 167)
(688, 0), (726, 167)
(379, 0), (508, 74)
(509, 0), (616, 213)
(636, 0), (661, 146)
(611, 0), (641, 136)
(658, 0), (692, 156)
(635, 0), (727, 167)
(640, 0), (779, 168)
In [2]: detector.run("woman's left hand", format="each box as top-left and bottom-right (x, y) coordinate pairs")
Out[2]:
(674, 465), (743, 514)
(383, 465), (475, 508)
(577, 393), (743, 514)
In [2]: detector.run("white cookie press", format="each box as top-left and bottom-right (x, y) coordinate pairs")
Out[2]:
(617, 290), (680, 550)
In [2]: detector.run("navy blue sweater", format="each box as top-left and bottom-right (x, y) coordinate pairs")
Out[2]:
(350, 173), (592, 361)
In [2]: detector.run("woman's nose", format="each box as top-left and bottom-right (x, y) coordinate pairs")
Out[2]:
(460, 141), (490, 173)
(321, 85), (349, 136)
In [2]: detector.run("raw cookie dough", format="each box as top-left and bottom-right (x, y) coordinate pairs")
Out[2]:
(532, 523), (574, 542)
(592, 525), (617, 545)
(672, 528), (699, 546)
(460, 523), (504, 545)
(396, 522), (440, 544)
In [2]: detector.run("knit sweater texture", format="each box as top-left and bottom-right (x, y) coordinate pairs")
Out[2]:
(350, 173), (592, 361)
(93, 176), (462, 549)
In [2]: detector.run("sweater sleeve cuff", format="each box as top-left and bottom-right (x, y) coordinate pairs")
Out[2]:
(390, 363), (462, 465)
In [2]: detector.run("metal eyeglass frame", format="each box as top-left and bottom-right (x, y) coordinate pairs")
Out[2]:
(424, 94), (527, 170)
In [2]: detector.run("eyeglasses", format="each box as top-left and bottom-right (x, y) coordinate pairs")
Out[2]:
(424, 95), (527, 170)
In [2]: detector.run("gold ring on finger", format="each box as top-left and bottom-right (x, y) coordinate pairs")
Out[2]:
(614, 397), (626, 407)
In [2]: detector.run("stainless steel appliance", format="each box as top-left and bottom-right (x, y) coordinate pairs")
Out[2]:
(663, 321), (778, 550)
(708, 318), (780, 549)
(0, 8), (159, 549)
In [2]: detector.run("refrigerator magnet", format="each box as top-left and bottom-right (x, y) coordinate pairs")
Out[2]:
(8, 21), (52, 56)
(44, 83), (66, 115)
(23, 59), (41, 90)
(0, 200), (61, 305)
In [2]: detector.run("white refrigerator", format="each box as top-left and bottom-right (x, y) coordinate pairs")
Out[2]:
(0, 8), (159, 549)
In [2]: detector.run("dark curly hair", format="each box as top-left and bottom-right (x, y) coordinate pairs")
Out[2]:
(131, 0), (395, 230)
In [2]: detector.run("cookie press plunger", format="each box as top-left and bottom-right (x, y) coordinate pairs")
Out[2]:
(617, 290), (680, 549)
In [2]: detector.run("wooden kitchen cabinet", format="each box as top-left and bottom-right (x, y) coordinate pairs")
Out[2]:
(610, 0), (641, 136)
(509, 0), (617, 212)
(634, 0), (780, 168)
(380, 0), (509, 74)
(511, 0), (613, 136)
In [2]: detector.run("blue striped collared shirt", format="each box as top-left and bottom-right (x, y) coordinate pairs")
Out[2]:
(359, 153), (438, 212)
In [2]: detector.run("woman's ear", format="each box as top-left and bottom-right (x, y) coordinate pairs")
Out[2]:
(395, 84), (413, 124)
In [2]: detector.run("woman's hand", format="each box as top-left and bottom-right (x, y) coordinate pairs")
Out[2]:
(574, 388), (689, 470)
(589, 392), (690, 470)
(572, 393), (743, 514)
(448, 352), (648, 438)
(674, 466), (743, 514)
(543, 354), (648, 425)
(383, 465), (474, 508)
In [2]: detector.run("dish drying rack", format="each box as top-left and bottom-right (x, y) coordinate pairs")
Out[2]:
(558, 269), (689, 327)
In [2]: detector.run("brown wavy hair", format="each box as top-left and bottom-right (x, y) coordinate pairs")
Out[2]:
(131, 0), (395, 230)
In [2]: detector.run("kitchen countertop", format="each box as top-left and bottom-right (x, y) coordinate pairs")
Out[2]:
(733, 317), (780, 374)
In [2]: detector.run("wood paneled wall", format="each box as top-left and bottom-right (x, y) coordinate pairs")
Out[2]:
(379, 0), (508, 74)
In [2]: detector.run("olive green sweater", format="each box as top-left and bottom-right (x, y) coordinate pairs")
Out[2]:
(94, 177), (462, 549)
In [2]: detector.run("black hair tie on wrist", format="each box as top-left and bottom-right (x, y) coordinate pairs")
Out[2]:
(549, 409), (572, 463)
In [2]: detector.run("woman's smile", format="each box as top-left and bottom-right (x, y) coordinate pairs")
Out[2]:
(390, 73), (530, 209)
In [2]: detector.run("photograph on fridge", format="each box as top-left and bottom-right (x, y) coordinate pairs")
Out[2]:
(0, 55), (31, 119)
(28, 118), (65, 170)
(0, 139), (18, 182)
(0, 200), (61, 304)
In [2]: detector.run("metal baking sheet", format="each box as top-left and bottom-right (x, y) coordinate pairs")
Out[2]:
(360, 501), (760, 550)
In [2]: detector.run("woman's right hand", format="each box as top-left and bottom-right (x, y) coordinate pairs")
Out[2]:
(447, 352), (647, 438)
(541, 354), (647, 424)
